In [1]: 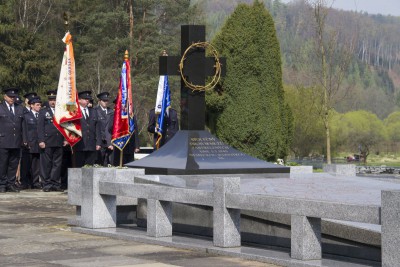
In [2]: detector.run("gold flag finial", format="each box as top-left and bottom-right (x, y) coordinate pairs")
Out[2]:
(63, 12), (69, 32)
(162, 50), (168, 56)
(124, 50), (129, 60)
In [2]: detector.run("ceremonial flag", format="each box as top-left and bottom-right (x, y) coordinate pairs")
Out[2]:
(112, 51), (134, 151)
(154, 75), (171, 149)
(53, 31), (82, 147)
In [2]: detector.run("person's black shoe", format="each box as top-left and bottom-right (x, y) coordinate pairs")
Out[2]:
(0, 187), (6, 193)
(7, 185), (20, 193)
(42, 186), (52, 192)
(32, 184), (42, 190)
(51, 187), (64, 192)
(19, 184), (31, 190)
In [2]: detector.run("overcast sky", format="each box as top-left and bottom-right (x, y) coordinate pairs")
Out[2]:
(281, 0), (400, 16)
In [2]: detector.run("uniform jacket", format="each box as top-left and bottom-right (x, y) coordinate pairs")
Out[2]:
(22, 111), (40, 153)
(105, 112), (139, 155)
(37, 107), (64, 147)
(0, 101), (24, 149)
(147, 108), (179, 148)
(74, 107), (101, 151)
(94, 106), (112, 147)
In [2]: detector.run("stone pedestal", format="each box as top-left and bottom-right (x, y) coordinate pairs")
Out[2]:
(323, 164), (356, 176)
(80, 168), (117, 229)
(126, 131), (289, 176)
(290, 166), (313, 179)
(147, 199), (172, 237)
(213, 177), (241, 248)
(382, 190), (400, 267)
(291, 215), (321, 260)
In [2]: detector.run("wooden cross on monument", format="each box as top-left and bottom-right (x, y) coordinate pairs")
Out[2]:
(159, 25), (226, 130)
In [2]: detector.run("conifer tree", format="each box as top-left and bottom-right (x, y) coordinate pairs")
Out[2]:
(0, 1), (53, 96)
(207, 0), (293, 161)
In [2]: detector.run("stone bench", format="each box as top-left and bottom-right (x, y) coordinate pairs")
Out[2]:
(70, 168), (400, 266)
(67, 168), (145, 226)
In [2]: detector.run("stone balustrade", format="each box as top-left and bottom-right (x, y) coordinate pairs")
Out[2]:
(70, 168), (400, 266)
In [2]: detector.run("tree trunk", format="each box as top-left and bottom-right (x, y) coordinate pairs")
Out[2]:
(129, 0), (134, 67)
(325, 114), (331, 164)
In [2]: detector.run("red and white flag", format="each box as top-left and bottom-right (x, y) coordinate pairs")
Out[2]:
(53, 32), (82, 147)
(111, 50), (134, 151)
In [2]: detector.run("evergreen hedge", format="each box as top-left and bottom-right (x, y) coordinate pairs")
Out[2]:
(207, 0), (293, 161)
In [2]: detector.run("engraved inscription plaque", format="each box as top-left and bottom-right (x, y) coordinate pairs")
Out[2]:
(126, 130), (289, 175)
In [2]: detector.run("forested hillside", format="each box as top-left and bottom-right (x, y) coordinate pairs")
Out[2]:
(194, 0), (400, 118)
(1, 0), (400, 149)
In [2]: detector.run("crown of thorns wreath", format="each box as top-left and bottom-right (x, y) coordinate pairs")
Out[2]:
(179, 42), (222, 92)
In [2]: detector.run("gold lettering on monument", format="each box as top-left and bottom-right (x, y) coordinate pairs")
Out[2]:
(189, 137), (244, 159)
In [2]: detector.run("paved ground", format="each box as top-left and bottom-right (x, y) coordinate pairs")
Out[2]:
(0, 190), (278, 267)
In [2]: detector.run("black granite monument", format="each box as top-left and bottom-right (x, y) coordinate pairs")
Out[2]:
(126, 25), (289, 175)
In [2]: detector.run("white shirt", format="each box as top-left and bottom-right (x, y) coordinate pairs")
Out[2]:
(80, 106), (89, 119)
(6, 102), (14, 114)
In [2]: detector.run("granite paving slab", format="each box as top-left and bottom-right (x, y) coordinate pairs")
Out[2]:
(74, 226), (380, 267)
(0, 190), (279, 267)
(49, 255), (153, 267)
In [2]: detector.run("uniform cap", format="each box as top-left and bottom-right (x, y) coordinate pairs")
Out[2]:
(96, 92), (110, 101)
(28, 96), (42, 105)
(23, 92), (38, 99)
(15, 95), (23, 105)
(2, 87), (19, 97)
(46, 90), (57, 99)
(78, 90), (92, 100)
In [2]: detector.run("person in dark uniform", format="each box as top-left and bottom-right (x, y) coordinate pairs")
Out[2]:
(74, 90), (101, 167)
(0, 87), (24, 193)
(15, 95), (24, 105)
(19, 92), (38, 189)
(94, 92), (113, 166)
(23, 92), (37, 112)
(60, 141), (72, 190)
(38, 90), (65, 192)
(22, 96), (42, 189)
(147, 108), (179, 149)
(105, 98), (139, 165)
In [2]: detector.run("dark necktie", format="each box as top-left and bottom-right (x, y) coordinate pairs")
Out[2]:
(35, 112), (38, 119)
(84, 109), (89, 119)
(9, 105), (14, 115)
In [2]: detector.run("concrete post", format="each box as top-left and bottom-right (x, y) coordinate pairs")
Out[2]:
(80, 168), (116, 229)
(381, 190), (400, 267)
(67, 168), (83, 226)
(213, 177), (241, 247)
(291, 215), (322, 260)
(147, 199), (172, 237)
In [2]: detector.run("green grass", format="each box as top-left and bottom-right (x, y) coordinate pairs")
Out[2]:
(336, 152), (400, 167)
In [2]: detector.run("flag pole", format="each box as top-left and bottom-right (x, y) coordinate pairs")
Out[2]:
(155, 50), (168, 150)
(64, 11), (77, 167)
(119, 150), (123, 167)
(119, 50), (130, 168)
(63, 12), (69, 32)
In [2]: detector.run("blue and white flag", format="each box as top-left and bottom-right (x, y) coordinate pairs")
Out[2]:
(155, 75), (171, 149)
